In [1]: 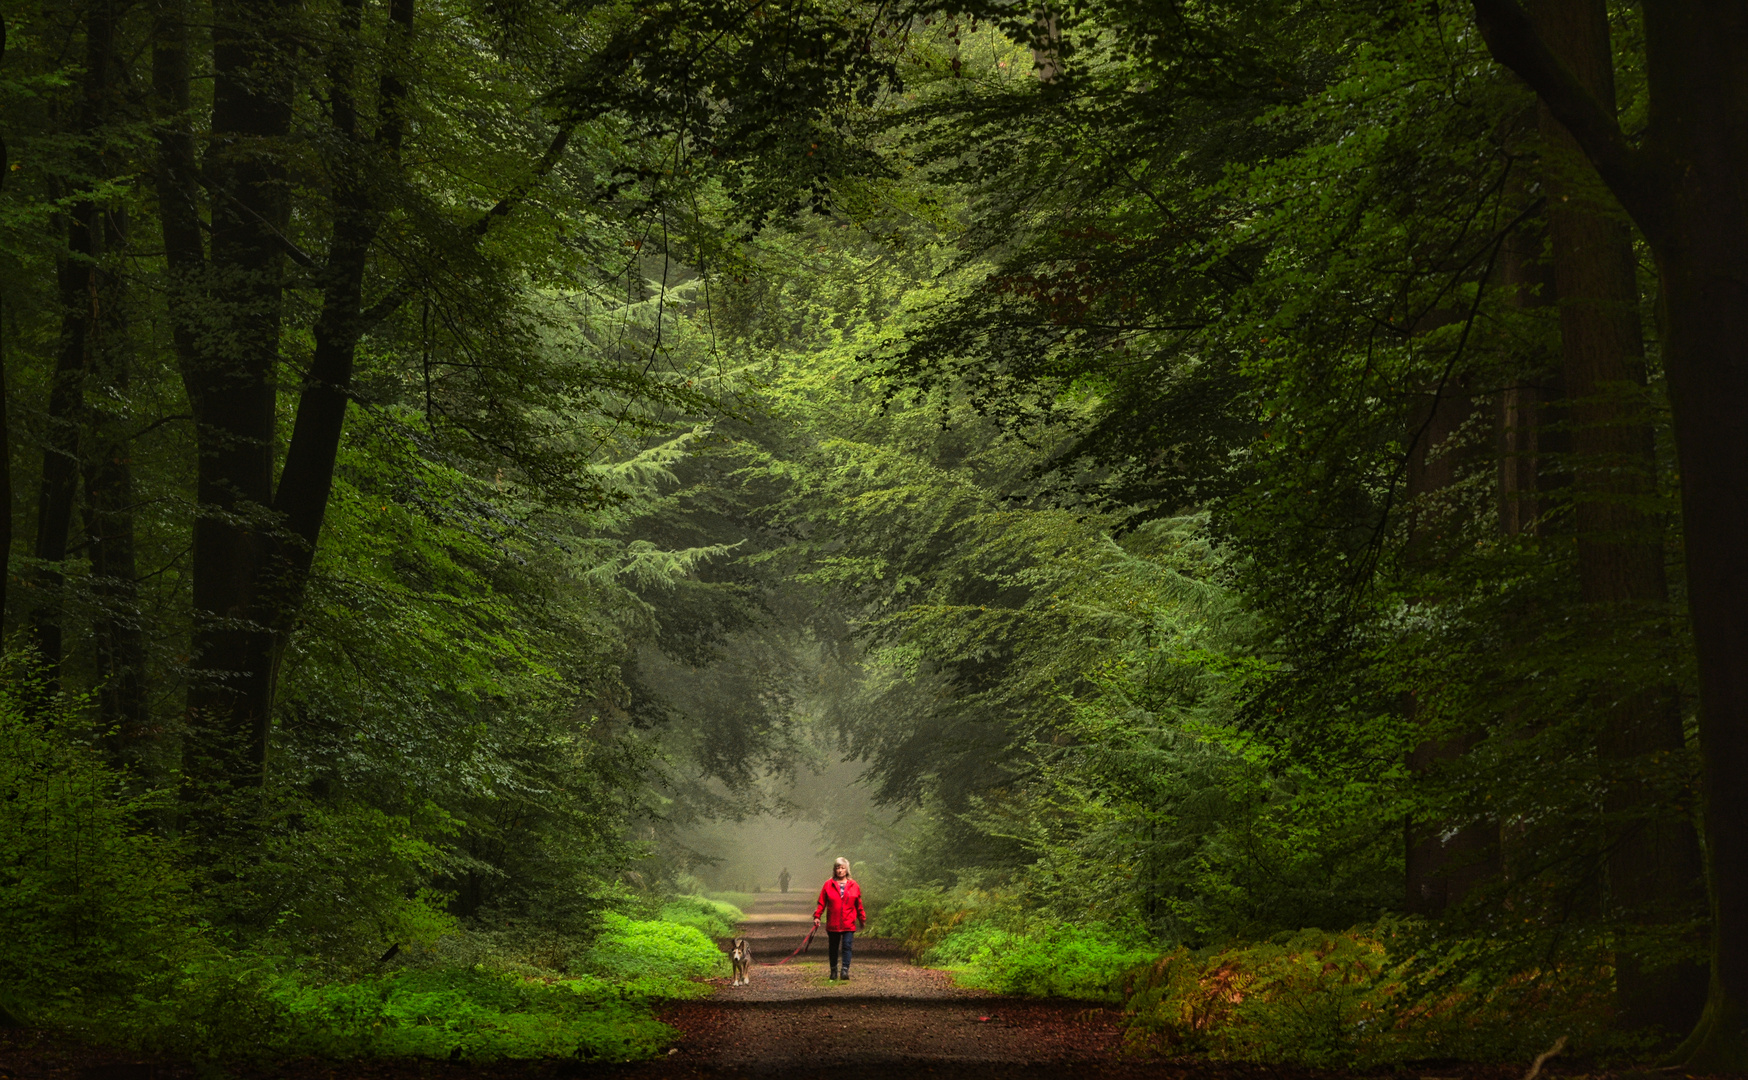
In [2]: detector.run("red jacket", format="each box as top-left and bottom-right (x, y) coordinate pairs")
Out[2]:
(813, 877), (866, 931)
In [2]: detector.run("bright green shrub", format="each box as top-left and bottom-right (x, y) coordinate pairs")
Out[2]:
(924, 922), (1153, 1001)
(277, 967), (675, 1060)
(578, 913), (728, 995)
(114, 914), (725, 1061)
(659, 895), (744, 939)
(0, 663), (193, 1025)
(877, 885), (1151, 1001)
(107, 954), (310, 1057)
(115, 961), (675, 1061)
(70, 908), (718, 1061)
(0, 681), (721, 1066)
(225, 799), (460, 969)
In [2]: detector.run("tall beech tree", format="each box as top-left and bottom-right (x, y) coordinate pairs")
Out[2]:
(34, 0), (123, 686)
(1402, 381), (1499, 918)
(0, 14), (10, 631)
(151, 0), (297, 787)
(78, 0), (148, 758)
(1526, 0), (1706, 1034)
(1470, 0), (1748, 1065)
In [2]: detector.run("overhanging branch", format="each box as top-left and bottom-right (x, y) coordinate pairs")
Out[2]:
(470, 119), (579, 237)
(360, 118), (582, 335)
(1469, 0), (1666, 239)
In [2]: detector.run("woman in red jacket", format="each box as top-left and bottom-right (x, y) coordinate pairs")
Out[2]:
(812, 857), (867, 981)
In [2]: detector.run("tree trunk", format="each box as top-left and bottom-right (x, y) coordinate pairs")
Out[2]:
(1497, 118), (1555, 539)
(33, 0), (133, 688)
(83, 205), (149, 766)
(1494, 376), (1544, 537)
(0, 14), (11, 633)
(1641, 14), (1748, 1069)
(155, 0), (549, 794)
(1660, 208), (1748, 1073)
(46, 0), (149, 762)
(174, 0), (296, 791)
(1529, 0), (1708, 1035)
(34, 198), (93, 683)
(158, 0), (426, 786)
(0, 287), (9, 635)
(1547, 161), (1707, 1032)
(249, 0), (413, 736)
(1405, 731), (1502, 914)
(1469, 0), (1748, 1066)
(1031, 7), (1061, 82)
(1404, 379), (1501, 914)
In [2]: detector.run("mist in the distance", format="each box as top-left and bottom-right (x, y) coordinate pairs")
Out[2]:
(679, 755), (897, 895)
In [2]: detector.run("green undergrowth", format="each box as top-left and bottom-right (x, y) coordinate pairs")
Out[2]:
(879, 886), (1618, 1067)
(926, 921), (1155, 1000)
(702, 890), (759, 911)
(0, 671), (730, 1063)
(583, 911), (732, 992)
(109, 963), (679, 1062)
(1121, 925), (1618, 1067)
(875, 886), (1151, 1001)
(659, 895), (745, 939)
(50, 911), (728, 1063)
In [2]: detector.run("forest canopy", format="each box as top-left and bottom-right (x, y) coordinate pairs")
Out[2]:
(4, 0), (1748, 1070)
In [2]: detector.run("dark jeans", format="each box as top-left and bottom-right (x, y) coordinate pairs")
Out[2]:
(827, 930), (855, 974)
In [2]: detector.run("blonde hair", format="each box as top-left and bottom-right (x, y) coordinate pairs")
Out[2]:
(833, 857), (850, 870)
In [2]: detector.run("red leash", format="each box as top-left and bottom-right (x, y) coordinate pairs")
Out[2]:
(764, 925), (818, 966)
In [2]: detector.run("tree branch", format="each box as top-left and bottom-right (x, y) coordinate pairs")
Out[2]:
(358, 117), (580, 334)
(1469, 0), (1667, 239)
(469, 119), (578, 237)
(211, 182), (323, 269)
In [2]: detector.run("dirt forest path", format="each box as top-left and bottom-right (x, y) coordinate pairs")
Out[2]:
(646, 891), (1137, 1079)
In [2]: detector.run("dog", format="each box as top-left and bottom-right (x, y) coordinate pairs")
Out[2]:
(730, 937), (753, 986)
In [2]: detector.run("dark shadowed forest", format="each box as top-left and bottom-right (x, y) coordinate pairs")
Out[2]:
(3, 0), (1748, 1073)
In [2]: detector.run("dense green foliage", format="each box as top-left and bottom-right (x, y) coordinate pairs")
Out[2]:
(0, 0), (844, 1053)
(683, 3), (1703, 1059)
(1120, 926), (1609, 1067)
(0, 0), (1728, 1066)
(875, 887), (1155, 1001)
(657, 896), (747, 941)
(0, 656), (733, 1057)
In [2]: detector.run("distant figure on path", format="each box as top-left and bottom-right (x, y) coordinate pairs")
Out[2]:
(779, 866), (791, 893)
(812, 856), (866, 981)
